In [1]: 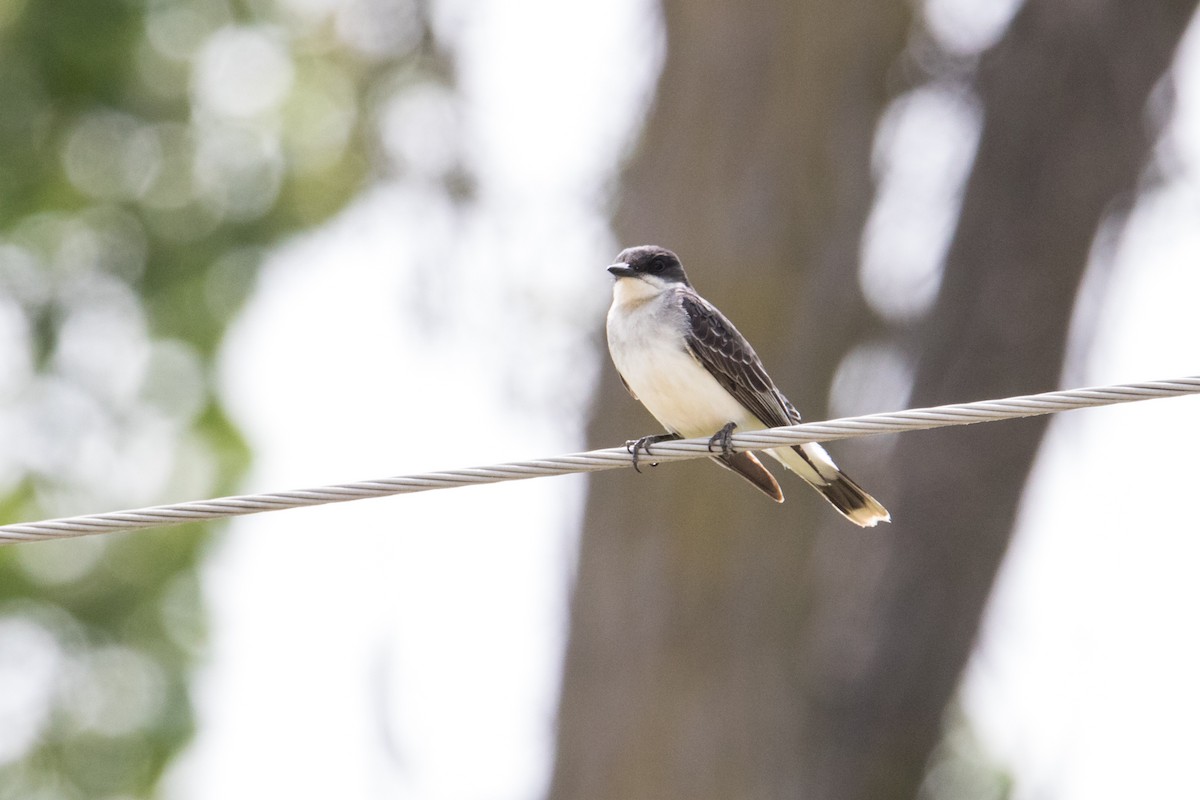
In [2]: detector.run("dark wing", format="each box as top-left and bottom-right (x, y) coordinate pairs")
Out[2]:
(679, 292), (794, 428)
(713, 450), (784, 502)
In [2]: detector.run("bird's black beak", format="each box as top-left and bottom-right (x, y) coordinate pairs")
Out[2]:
(607, 263), (636, 278)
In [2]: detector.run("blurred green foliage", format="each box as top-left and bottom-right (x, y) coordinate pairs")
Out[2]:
(0, 0), (461, 795)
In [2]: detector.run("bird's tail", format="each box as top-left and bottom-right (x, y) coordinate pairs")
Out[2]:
(768, 442), (890, 528)
(810, 466), (890, 527)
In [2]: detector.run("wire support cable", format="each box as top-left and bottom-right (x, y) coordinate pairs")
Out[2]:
(2, 376), (1198, 545)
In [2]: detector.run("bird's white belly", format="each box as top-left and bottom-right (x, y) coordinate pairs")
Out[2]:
(608, 308), (757, 438)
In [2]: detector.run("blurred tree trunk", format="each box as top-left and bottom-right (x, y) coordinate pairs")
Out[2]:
(551, 1), (1197, 799)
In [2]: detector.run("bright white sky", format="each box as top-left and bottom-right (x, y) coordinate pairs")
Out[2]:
(170, 2), (1200, 799)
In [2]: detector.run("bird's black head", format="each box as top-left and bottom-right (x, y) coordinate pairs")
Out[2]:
(607, 245), (691, 287)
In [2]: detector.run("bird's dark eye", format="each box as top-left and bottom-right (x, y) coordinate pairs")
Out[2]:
(647, 256), (666, 274)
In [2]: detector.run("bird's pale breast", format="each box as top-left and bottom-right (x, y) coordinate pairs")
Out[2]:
(607, 294), (756, 438)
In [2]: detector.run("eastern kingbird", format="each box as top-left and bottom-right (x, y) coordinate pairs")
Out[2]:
(605, 245), (890, 527)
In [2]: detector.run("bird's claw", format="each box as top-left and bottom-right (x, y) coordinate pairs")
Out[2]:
(707, 422), (737, 458)
(625, 433), (680, 473)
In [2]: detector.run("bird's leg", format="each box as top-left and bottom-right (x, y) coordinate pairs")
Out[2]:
(625, 432), (681, 473)
(707, 422), (737, 458)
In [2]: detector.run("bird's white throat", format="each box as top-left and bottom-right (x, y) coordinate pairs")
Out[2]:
(610, 275), (668, 307)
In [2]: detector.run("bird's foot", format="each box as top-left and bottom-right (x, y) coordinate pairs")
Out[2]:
(707, 422), (738, 458)
(625, 433), (681, 473)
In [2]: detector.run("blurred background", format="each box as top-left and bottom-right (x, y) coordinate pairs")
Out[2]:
(1, 0), (1198, 798)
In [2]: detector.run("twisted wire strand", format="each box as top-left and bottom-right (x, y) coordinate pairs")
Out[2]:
(2, 376), (1197, 544)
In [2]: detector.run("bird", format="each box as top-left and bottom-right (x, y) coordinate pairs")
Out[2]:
(604, 245), (890, 527)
